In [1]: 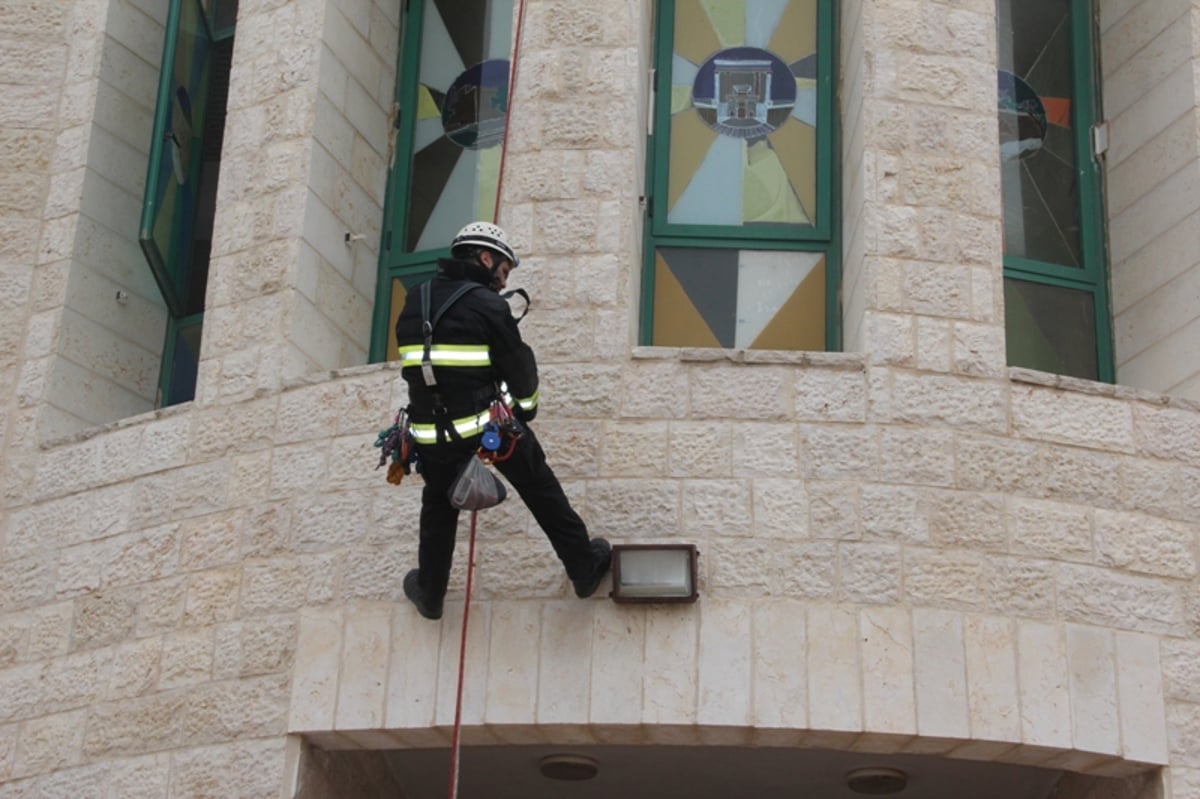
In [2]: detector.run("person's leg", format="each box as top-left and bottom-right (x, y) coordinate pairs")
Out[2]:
(494, 426), (601, 584)
(414, 452), (464, 603)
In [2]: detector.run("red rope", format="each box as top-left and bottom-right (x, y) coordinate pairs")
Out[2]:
(492, 0), (527, 224)
(447, 509), (479, 799)
(449, 3), (526, 795)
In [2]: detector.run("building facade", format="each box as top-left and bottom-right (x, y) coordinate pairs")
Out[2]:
(2, 0), (1200, 796)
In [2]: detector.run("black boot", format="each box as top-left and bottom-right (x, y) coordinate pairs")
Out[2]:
(572, 538), (612, 598)
(403, 569), (444, 620)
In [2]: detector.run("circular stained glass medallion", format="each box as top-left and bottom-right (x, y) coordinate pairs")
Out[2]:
(441, 59), (510, 150)
(691, 47), (796, 140)
(997, 69), (1048, 161)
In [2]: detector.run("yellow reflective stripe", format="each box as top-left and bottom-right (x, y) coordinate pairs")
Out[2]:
(514, 388), (539, 411)
(396, 344), (491, 366)
(409, 411), (490, 443)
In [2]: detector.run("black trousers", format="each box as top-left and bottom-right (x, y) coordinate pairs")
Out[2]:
(414, 425), (593, 602)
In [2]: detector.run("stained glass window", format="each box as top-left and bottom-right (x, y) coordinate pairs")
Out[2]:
(642, 0), (836, 351)
(373, 0), (515, 361)
(996, 0), (1111, 381)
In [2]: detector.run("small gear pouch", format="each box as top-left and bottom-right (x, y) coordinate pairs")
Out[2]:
(448, 455), (507, 510)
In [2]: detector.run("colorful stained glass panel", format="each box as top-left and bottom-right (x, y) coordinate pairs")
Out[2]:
(405, 0), (513, 253)
(652, 247), (825, 349)
(997, 0), (1081, 268)
(668, 0), (818, 228)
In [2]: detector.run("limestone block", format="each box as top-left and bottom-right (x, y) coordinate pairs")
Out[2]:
(889, 371), (1007, 432)
(213, 615), (296, 680)
(339, 546), (407, 603)
(0, 663), (43, 723)
(131, 461), (232, 527)
(167, 738), (288, 799)
(600, 421), (670, 477)
(159, 629), (215, 691)
(1016, 621), (1072, 749)
(860, 606), (916, 735)
(83, 691), (187, 757)
(179, 514), (238, 573)
(1135, 405), (1200, 466)
(1096, 509), (1197, 579)
(1039, 444), (1124, 510)
(620, 360), (690, 419)
(913, 608), (969, 739)
(1065, 624), (1120, 756)
(667, 421), (732, 479)
(1012, 386), (1137, 453)
(537, 601), (594, 725)
(861, 484), (929, 544)
(0, 721), (15, 781)
(682, 479), (752, 538)
(56, 541), (105, 597)
(691, 365), (792, 421)
(803, 424), (878, 480)
(13, 709), (85, 778)
(1120, 457), (1183, 519)
(242, 501), (293, 559)
(433, 603), (490, 729)
(1168, 703), (1200, 767)
(5, 482), (133, 560)
(840, 543), (902, 603)
(1057, 563), (1185, 635)
(926, 489), (1005, 549)
(104, 524), (181, 587)
(268, 442), (330, 500)
(292, 493), (370, 552)
(333, 606), (391, 731)
(241, 554), (338, 616)
(707, 538), (772, 593)
(1008, 497), (1094, 561)
(135, 578), (187, 638)
(590, 605), (644, 725)
(289, 608), (343, 732)
(751, 479), (809, 540)
(479, 602), (542, 727)
(790, 368), (868, 425)
(107, 753), (170, 799)
(697, 601), (750, 726)
(982, 556), (1056, 618)
(1116, 631), (1170, 764)
(584, 479), (679, 540)
(642, 605), (698, 725)
(183, 568), (240, 627)
(809, 482), (861, 540)
(731, 423), (799, 478)
(807, 604), (862, 733)
(774, 542), (837, 600)
(879, 426), (955, 487)
(108, 638), (162, 701)
(384, 602), (443, 732)
(1163, 639), (1200, 703)
(539, 363), (621, 417)
(72, 587), (138, 650)
(963, 614), (1021, 744)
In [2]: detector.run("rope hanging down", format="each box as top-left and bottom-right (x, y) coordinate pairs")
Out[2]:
(447, 2), (527, 797)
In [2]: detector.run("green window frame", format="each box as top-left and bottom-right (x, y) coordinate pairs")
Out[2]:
(640, 0), (839, 350)
(139, 0), (236, 404)
(998, 0), (1112, 381)
(370, 0), (517, 362)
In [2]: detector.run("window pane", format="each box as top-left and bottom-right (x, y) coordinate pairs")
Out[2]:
(667, 0), (819, 228)
(997, 0), (1082, 268)
(652, 247), (824, 349)
(1004, 278), (1097, 379)
(404, 0), (513, 253)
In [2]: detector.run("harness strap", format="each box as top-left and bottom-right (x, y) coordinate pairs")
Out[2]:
(420, 282), (483, 388)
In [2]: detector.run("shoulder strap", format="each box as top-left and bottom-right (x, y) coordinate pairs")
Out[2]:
(419, 282), (482, 387)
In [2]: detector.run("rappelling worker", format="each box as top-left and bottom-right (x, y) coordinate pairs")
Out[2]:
(394, 221), (612, 620)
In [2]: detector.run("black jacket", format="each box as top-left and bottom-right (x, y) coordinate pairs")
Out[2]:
(394, 257), (538, 425)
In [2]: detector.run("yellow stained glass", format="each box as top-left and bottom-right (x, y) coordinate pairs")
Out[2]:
(668, 0), (818, 228)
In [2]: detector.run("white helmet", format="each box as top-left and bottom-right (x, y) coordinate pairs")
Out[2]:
(451, 221), (519, 268)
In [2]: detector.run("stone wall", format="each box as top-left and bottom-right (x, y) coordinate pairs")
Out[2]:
(3, 1), (1200, 797)
(1102, 0), (1200, 399)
